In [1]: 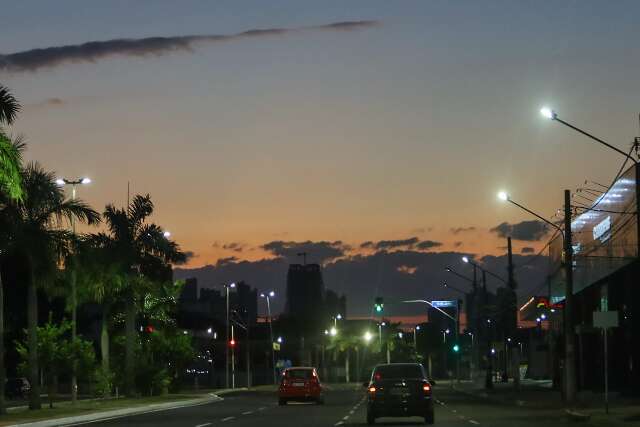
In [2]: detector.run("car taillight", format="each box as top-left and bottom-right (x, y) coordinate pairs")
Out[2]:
(422, 382), (431, 394)
(368, 386), (377, 394)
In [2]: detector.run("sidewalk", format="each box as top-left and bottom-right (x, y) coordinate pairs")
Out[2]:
(451, 378), (640, 426)
(1, 388), (244, 427)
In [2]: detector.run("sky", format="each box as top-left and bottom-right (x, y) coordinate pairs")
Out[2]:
(3, 1), (640, 315)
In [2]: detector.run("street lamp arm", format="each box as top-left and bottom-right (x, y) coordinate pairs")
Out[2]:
(445, 267), (475, 284)
(402, 299), (456, 322)
(444, 282), (467, 295)
(554, 117), (637, 164)
(466, 260), (508, 286)
(508, 198), (564, 235)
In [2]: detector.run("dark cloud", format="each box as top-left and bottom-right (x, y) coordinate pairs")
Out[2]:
(360, 241), (374, 249)
(490, 220), (549, 241)
(216, 256), (239, 265)
(450, 227), (476, 234)
(453, 241), (463, 248)
(521, 247), (535, 254)
(415, 240), (442, 250)
(222, 242), (245, 252)
(176, 250), (548, 317)
(373, 237), (419, 250)
(261, 240), (349, 264)
(0, 21), (379, 73)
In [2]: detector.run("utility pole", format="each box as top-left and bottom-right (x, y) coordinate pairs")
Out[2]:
(563, 189), (576, 403)
(297, 252), (307, 265)
(483, 271), (493, 389)
(507, 237), (519, 389)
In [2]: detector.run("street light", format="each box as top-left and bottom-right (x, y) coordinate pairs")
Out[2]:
(277, 336), (283, 344)
(329, 327), (338, 337)
(260, 290), (277, 384)
(57, 176), (92, 404)
(496, 191), (563, 235)
(163, 231), (171, 238)
(364, 331), (373, 343)
(540, 107), (556, 120)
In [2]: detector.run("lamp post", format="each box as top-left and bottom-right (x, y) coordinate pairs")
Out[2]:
(413, 325), (420, 349)
(260, 291), (277, 384)
(224, 282), (236, 389)
(56, 176), (91, 404)
(498, 190), (576, 402)
(541, 107), (640, 256)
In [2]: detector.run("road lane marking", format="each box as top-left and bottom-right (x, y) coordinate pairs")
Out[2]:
(196, 424), (212, 427)
(242, 411), (254, 415)
(342, 415), (349, 420)
(334, 422), (344, 426)
(221, 416), (235, 422)
(469, 420), (480, 425)
(258, 406), (267, 411)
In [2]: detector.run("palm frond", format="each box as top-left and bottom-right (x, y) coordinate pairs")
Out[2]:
(0, 85), (20, 125)
(0, 131), (24, 200)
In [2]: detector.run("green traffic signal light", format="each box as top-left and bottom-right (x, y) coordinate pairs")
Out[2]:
(374, 297), (384, 313)
(452, 344), (460, 353)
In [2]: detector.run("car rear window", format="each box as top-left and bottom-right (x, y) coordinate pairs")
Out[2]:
(373, 365), (423, 380)
(286, 369), (313, 379)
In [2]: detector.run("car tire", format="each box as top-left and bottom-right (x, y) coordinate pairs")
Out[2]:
(424, 409), (435, 425)
(278, 398), (287, 406)
(366, 410), (375, 425)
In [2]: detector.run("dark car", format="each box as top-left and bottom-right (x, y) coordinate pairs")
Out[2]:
(5, 377), (31, 399)
(365, 363), (434, 425)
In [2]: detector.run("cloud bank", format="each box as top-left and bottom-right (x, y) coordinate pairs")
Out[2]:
(490, 220), (549, 241)
(0, 21), (379, 73)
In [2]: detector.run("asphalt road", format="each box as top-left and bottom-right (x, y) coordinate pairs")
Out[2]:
(76, 385), (568, 427)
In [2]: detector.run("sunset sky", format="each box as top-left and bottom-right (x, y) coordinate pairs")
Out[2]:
(3, 1), (639, 315)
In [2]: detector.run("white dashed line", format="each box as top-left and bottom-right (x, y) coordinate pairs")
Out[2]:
(258, 406), (267, 411)
(469, 420), (480, 425)
(334, 422), (344, 426)
(195, 423), (211, 427)
(242, 411), (254, 415)
(342, 415), (349, 420)
(221, 416), (235, 422)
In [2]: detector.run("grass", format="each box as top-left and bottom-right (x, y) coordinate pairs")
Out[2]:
(0, 393), (209, 426)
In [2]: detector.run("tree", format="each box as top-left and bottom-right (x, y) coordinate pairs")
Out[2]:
(98, 194), (185, 395)
(0, 84), (22, 415)
(0, 85), (20, 126)
(0, 163), (99, 409)
(15, 320), (96, 408)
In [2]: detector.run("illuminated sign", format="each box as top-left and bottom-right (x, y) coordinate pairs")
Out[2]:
(431, 300), (456, 308)
(592, 216), (612, 242)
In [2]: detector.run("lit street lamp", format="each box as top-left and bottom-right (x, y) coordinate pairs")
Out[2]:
(56, 176), (91, 404)
(260, 290), (277, 384)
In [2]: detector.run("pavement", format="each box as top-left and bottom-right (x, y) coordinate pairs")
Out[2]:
(7, 382), (639, 426)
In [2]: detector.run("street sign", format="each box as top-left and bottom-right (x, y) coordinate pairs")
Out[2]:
(273, 342), (281, 351)
(431, 300), (456, 308)
(592, 310), (618, 415)
(593, 311), (618, 328)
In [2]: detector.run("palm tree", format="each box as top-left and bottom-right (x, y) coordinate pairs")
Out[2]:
(73, 236), (125, 375)
(0, 131), (24, 417)
(0, 85), (20, 126)
(99, 194), (185, 395)
(0, 163), (99, 409)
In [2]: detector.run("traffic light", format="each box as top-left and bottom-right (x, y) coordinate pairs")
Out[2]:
(374, 297), (384, 313)
(452, 344), (460, 353)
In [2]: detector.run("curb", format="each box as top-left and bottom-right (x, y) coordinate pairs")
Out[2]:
(6, 393), (229, 427)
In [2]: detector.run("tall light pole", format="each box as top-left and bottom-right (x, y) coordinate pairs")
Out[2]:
(413, 325), (420, 349)
(224, 282), (236, 389)
(260, 291), (277, 384)
(498, 190), (576, 402)
(56, 176), (91, 404)
(403, 300), (459, 384)
(541, 107), (640, 257)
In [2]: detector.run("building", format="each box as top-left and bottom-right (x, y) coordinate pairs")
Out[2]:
(537, 164), (639, 393)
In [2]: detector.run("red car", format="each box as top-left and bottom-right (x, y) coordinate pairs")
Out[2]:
(278, 367), (324, 405)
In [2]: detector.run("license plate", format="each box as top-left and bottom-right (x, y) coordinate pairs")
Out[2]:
(293, 382), (305, 387)
(390, 387), (407, 396)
